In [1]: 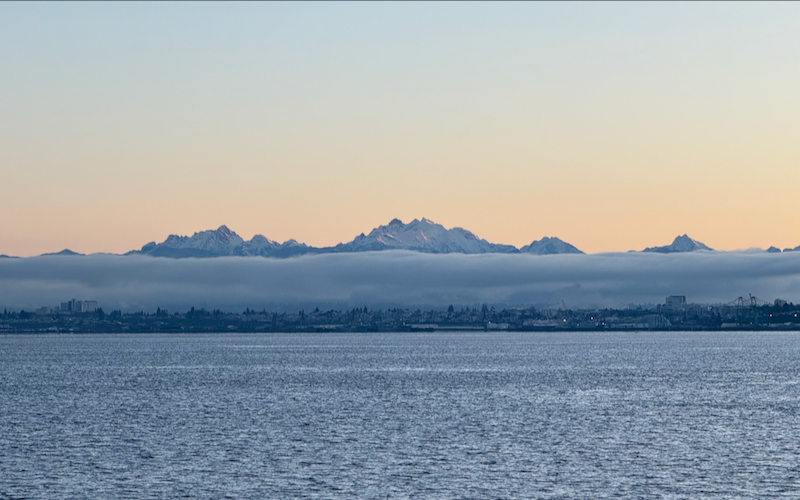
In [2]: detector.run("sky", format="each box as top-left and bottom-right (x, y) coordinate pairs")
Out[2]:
(1, 251), (797, 311)
(1, 2), (798, 256)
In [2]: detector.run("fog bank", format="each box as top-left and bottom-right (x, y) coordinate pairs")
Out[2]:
(0, 251), (797, 312)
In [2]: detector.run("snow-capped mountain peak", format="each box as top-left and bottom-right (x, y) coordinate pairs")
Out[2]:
(134, 225), (313, 258)
(120, 220), (599, 258)
(159, 225), (244, 255)
(520, 237), (583, 255)
(336, 218), (517, 254)
(248, 234), (277, 245)
(642, 234), (713, 253)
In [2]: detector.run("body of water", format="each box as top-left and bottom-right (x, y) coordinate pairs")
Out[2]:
(0, 331), (797, 499)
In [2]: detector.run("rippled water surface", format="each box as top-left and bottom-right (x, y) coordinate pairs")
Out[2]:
(1, 331), (797, 499)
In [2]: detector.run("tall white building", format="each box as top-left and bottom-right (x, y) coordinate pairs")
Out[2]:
(60, 299), (98, 312)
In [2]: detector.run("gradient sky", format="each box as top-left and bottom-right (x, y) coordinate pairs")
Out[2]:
(1, 2), (798, 256)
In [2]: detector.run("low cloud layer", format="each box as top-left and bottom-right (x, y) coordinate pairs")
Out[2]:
(0, 251), (797, 312)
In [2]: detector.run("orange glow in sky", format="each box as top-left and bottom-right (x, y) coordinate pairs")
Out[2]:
(1, 3), (798, 256)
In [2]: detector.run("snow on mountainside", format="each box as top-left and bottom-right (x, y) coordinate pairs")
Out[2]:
(240, 234), (280, 256)
(334, 218), (518, 254)
(159, 225), (243, 256)
(116, 221), (747, 259)
(126, 219), (579, 258)
(520, 237), (583, 255)
(135, 226), (310, 258)
(642, 235), (713, 253)
(246, 238), (310, 258)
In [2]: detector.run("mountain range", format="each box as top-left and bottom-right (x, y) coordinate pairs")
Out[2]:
(129, 218), (581, 258)
(133, 225), (312, 258)
(11, 218), (800, 258)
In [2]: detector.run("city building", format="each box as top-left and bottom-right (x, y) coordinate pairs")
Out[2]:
(666, 296), (686, 309)
(60, 299), (98, 313)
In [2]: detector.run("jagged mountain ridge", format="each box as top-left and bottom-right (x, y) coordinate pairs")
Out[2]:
(521, 237), (583, 255)
(642, 234), (712, 253)
(128, 218), (582, 258)
(132, 225), (310, 258)
(332, 218), (518, 254)
(33, 221), (781, 259)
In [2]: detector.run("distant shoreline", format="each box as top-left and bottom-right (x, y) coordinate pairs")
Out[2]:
(3, 303), (797, 334)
